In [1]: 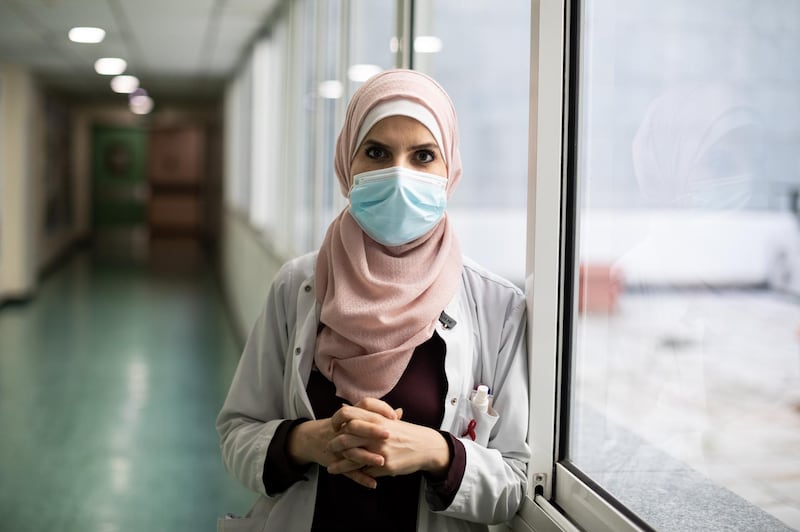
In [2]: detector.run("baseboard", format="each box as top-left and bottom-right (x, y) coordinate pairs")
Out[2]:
(0, 291), (35, 310)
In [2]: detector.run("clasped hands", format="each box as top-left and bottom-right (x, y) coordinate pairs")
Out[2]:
(287, 397), (449, 489)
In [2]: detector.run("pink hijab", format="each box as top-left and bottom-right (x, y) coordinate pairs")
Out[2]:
(314, 69), (463, 404)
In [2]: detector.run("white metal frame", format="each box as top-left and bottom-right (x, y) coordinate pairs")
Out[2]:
(517, 1), (647, 531)
(523, 0), (568, 502)
(554, 465), (644, 531)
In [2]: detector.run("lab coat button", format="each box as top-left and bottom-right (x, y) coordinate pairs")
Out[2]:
(450, 397), (457, 406)
(295, 347), (302, 355)
(304, 285), (311, 292)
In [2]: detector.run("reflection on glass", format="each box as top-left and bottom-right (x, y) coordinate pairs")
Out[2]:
(569, 1), (800, 530)
(632, 84), (758, 210)
(346, 1), (396, 96)
(413, 0), (530, 287)
(348, 64), (383, 83)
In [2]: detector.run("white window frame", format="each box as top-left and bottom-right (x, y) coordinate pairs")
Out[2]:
(514, 1), (645, 531)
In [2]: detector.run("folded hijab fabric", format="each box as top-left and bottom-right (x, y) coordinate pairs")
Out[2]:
(314, 69), (463, 404)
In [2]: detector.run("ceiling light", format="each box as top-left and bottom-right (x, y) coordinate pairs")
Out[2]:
(95, 57), (127, 75)
(130, 94), (154, 115)
(414, 36), (443, 54)
(69, 27), (106, 44)
(348, 64), (382, 83)
(110, 75), (139, 93)
(318, 80), (343, 99)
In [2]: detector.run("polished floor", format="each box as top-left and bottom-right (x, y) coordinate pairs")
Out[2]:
(0, 250), (255, 531)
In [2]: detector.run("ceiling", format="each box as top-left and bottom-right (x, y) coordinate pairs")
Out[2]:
(0, 0), (280, 103)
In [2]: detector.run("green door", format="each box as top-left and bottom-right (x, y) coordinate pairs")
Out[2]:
(91, 126), (147, 228)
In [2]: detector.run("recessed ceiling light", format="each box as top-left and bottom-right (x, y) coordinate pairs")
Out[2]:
(414, 36), (443, 54)
(69, 27), (106, 44)
(348, 64), (382, 83)
(95, 58), (127, 75)
(318, 80), (343, 99)
(110, 75), (139, 94)
(130, 95), (154, 115)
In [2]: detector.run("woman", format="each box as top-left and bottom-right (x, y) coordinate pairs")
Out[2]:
(217, 69), (530, 532)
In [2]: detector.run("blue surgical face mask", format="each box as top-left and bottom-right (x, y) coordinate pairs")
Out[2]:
(349, 166), (448, 246)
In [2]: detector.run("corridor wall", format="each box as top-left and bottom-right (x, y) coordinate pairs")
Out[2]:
(0, 64), (39, 303)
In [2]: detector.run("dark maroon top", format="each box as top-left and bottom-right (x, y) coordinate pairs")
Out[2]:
(263, 332), (467, 532)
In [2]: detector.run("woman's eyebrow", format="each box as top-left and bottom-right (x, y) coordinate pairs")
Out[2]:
(409, 142), (439, 151)
(361, 139), (440, 152)
(362, 139), (389, 149)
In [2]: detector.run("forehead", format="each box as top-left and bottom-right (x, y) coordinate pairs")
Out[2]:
(362, 115), (438, 145)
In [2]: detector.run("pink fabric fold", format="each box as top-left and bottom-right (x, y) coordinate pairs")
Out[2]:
(314, 69), (463, 404)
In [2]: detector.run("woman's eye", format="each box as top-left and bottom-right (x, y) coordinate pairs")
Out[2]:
(415, 150), (435, 163)
(365, 146), (387, 159)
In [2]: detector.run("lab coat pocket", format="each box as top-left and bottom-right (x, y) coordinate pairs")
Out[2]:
(454, 396), (499, 447)
(216, 516), (266, 532)
(217, 496), (273, 532)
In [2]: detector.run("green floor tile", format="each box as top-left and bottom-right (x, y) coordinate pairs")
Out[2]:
(0, 251), (255, 531)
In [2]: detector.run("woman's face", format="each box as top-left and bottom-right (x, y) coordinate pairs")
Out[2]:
(350, 115), (447, 178)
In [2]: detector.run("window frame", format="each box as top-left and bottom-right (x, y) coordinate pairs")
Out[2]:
(515, 1), (646, 531)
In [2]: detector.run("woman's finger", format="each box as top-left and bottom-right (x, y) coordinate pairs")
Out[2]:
(360, 465), (386, 478)
(327, 433), (373, 454)
(353, 397), (397, 419)
(343, 470), (378, 490)
(328, 451), (383, 474)
(338, 418), (390, 439)
(330, 404), (388, 429)
(339, 447), (384, 467)
(327, 457), (368, 474)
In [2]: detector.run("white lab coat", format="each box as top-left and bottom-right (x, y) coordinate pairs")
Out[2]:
(217, 252), (530, 532)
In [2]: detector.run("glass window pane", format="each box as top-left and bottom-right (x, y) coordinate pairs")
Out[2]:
(309, 0), (343, 247)
(249, 38), (273, 231)
(568, 1), (800, 530)
(346, 0), (396, 100)
(223, 63), (252, 212)
(413, 0), (530, 287)
(276, 0), (322, 256)
(318, 0), (398, 228)
(284, 0), (316, 254)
